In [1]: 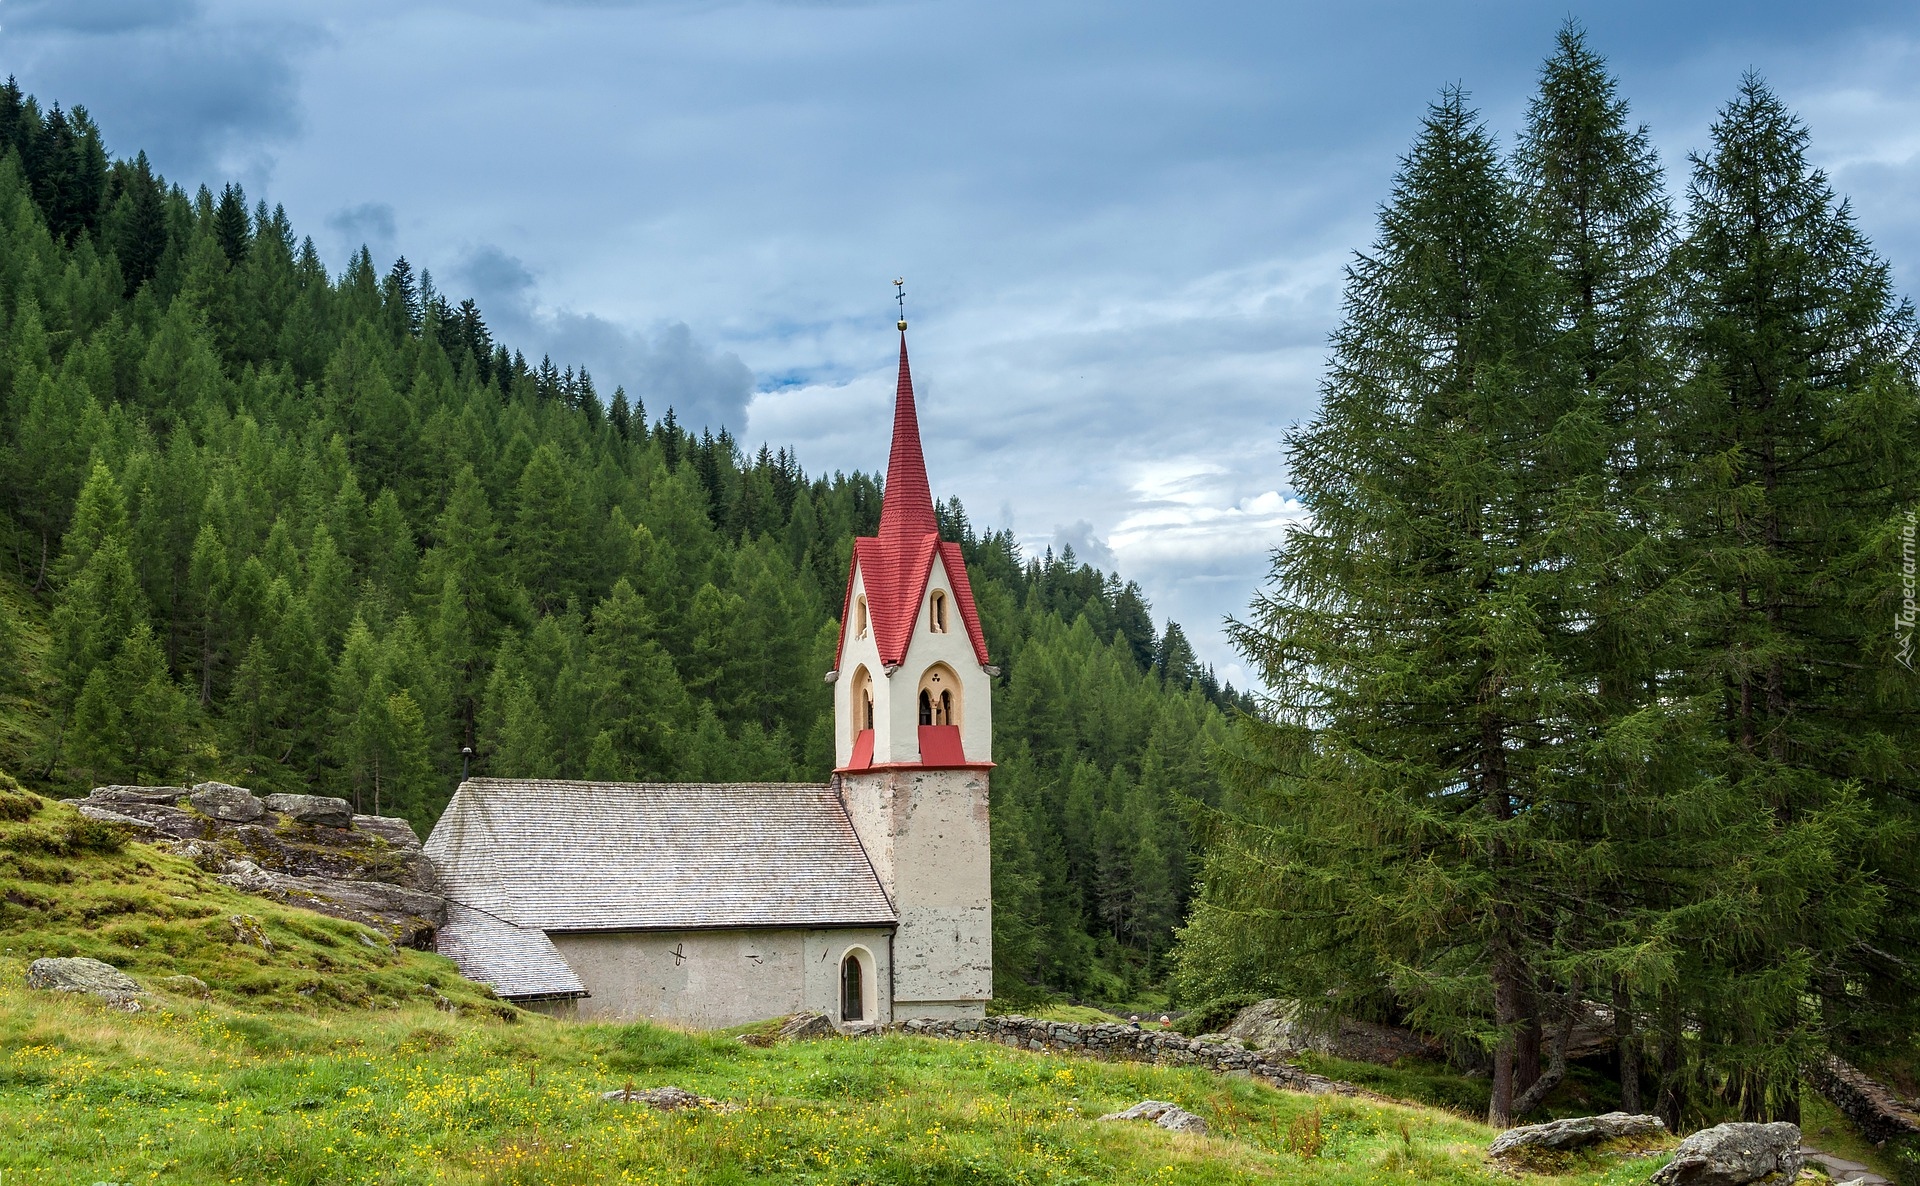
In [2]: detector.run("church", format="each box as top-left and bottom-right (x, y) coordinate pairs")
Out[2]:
(425, 318), (994, 1027)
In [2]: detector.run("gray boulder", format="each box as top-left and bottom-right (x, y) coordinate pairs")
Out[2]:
(1224, 998), (1442, 1065)
(26, 956), (146, 1009)
(1099, 1099), (1208, 1134)
(76, 803), (161, 831)
(87, 785), (187, 806)
(156, 973), (210, 998)
(352, 814), (424, 849)
(776, 1011), (838, 1041)
(601, 1085), (719, 1110)
(1650, 1122), (1801, 1186)
(1490, 1112), (1667, 1160)
(189, 782), (264, 822)
(263, 794), (354, 827)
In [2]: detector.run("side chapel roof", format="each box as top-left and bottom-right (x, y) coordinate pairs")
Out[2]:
(425, 779), (896, 995)
(836, 334), (991, 668)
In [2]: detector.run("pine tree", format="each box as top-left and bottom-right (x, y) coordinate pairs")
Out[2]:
(1663, 75), (1920, 1119)
(1510, 23), (1690, 1116)
(212, 182), (250, 265)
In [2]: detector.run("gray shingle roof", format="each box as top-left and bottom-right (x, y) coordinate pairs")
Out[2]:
(437, 903), (587, 1000)
(425, 780), (896, 933)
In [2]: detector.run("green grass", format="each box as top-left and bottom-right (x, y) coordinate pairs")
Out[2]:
(1801, 1092), (1903, 1180)
(0, 981), (1687, 1185)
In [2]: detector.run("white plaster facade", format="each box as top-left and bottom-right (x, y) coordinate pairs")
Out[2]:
(835, 552), (994, 767)
(547, 926), (894, 1027)
(838, 767), (992, 1017)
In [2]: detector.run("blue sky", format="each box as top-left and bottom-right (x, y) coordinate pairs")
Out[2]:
(5, 0), (1918, 685)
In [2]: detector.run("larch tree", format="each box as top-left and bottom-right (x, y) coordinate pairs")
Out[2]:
(1664, 75), (1920, 1121)
(1179, 87), (1597, 1127)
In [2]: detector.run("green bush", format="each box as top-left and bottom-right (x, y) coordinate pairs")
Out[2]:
(1889, 1135), (1920, 1186)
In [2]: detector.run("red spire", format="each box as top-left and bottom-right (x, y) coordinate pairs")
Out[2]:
(877, 331), (938, 541)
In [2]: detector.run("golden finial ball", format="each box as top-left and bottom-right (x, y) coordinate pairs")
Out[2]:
(898, 319), (908, 330)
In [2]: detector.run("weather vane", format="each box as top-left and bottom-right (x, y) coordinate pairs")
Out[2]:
(895, 277), (907, 331)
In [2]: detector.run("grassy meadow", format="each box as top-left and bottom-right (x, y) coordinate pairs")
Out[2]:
(0, 980), (1688, 1186)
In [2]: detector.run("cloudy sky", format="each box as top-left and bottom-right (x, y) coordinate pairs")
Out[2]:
(5, 0), (1918, 685)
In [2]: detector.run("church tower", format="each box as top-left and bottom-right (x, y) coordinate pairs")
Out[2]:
(829, 316), (993, 1020)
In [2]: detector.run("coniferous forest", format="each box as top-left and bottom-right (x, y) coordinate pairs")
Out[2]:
(0, 78), (1241, 1002)
(1174, 28), (1920, 1132)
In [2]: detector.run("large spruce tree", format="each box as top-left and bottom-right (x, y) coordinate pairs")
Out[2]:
(1182, 87), (1598, 1126)
(1664, 75), (1920, 1121)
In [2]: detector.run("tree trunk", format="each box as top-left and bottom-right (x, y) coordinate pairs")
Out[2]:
(1489, 952), (1523, 1127)
(1613, 977), (1642, 1114)
(1512, 988), (1579, 1119)
(1656, 1005), (1684, 1133)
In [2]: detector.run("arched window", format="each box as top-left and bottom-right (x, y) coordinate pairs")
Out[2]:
(929, 590), (949, 633)
(840, 948), (872, 1022)
(915, 663), (962, 729)
(853, 595), (869, 639)
(849, 665), (874, 732)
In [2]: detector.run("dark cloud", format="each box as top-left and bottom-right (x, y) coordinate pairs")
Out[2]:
(326, 202), (398, 258)
(0, 4), (313, 188)
(3, 0), (199, 34)
(457, 245), (753, 433)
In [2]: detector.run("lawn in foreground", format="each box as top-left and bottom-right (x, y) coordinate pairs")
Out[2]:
(0, 974), (1676, 1186)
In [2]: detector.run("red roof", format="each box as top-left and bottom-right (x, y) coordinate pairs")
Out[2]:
(835, 333), (991, 670)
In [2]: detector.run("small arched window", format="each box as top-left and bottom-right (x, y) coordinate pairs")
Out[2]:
(849, 665), (874, 732)
(930, 590), (949, 633)
(840, 949), (867, 1021)
(853, 595), (869, 639)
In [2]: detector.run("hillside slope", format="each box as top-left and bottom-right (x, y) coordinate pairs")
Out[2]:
(0, 791), (499, 1013)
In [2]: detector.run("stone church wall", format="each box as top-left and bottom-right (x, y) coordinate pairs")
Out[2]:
(550, 926), (892, 1027)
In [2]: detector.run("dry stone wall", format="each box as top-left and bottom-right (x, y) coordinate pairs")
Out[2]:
(886, 1015), (1366, 1096)
(1807, 1055), (1920, 1147)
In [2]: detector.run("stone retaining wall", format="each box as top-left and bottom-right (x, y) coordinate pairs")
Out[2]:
(886, 1015), (1365, 1096)
(1807, 1055), (1920, 1147)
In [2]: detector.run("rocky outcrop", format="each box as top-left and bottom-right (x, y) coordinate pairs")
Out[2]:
(1649, 1122), (1801, 1186)
(25, 956), (147, 1009)
(218, 860), (444, 947)
(1489, 1113), (1667, 1162)
(1806, 1055), (1920, 1147)
(1100, 1099), (1208, 1134)
(1222, 998), (1443, 1065)
(76, 782), (444, 948)
(888, 1015), (1366, 1096)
